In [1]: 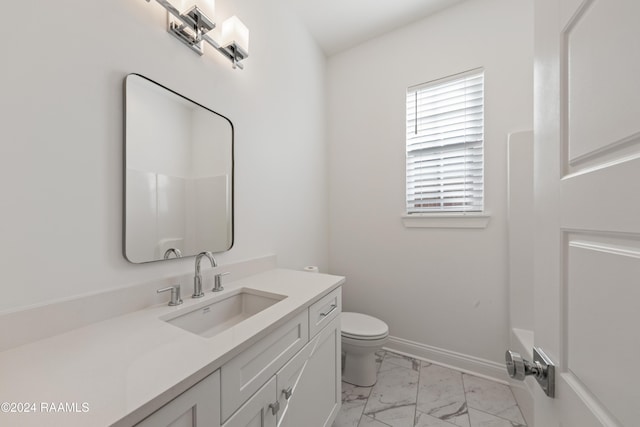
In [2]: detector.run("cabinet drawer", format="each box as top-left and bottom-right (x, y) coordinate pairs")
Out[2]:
(221, 311), (308, 421)
(308, 287), (341, 338)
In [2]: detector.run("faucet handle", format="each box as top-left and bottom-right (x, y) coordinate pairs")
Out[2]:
(157, 285), (183, 306)
(213, 272), (230, 292)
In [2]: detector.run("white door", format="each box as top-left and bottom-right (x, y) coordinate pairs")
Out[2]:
(534, 0), (640, 425)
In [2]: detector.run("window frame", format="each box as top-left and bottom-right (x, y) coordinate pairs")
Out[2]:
(404, 68), (487, 228)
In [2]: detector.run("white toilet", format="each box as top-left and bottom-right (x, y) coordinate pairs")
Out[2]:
(341, 312), (389, 386)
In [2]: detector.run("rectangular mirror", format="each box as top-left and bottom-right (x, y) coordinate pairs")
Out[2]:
(124, 74), (233, 263)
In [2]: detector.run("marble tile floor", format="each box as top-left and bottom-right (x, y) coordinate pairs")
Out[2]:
(333, 351), (526, 427)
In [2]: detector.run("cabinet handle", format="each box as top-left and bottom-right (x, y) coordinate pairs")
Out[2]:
(319, 303), (337, 318)
(268, 401), (280, 416)
(282, 386), (293, 400)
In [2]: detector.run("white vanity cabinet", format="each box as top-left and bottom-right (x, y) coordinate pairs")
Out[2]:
(0, 268), (345, 427)
(221, 311), (309, 420)
(135, 370), (221, 427)
(135, 286), (341, 427)
(221, 314), (341, 427)
(222, 286), (342, 427)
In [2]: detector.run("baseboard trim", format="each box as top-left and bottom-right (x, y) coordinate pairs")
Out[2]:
(384, 336), (510, 384)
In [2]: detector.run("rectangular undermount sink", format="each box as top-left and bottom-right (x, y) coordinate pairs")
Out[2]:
(162, 288), (287, 338)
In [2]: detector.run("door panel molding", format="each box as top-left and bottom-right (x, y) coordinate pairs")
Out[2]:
(561, 0), (640, 174)
(561, 157), (640, 235)
(560, 232), (639, 425)
(558, 374), (620, 426)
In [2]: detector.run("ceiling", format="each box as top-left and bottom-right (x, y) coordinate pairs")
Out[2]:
(283, 0), (467, 56)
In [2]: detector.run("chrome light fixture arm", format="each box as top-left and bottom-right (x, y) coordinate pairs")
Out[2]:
(145, 0), (247, 69)
(201, 33), (246, 69)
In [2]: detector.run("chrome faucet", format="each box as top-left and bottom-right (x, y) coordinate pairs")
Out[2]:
(193, 251), (216, 298)
(163, 248), (182, 259)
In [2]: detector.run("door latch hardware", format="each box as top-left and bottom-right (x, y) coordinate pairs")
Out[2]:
(505, 347), (555, 398)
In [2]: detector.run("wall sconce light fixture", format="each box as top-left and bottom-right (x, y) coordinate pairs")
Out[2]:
(145, 0), (249, 69)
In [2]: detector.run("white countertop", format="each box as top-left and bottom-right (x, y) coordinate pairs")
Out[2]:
(0, 269), (344, 427)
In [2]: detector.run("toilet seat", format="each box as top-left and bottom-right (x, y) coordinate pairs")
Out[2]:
(341, 312), (389, 341)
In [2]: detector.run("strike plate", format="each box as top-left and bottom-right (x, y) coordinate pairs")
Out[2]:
(533, 347), (555, 398)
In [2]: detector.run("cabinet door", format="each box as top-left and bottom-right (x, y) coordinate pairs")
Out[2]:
(276, 315), (341, 427)
(221, 311), (308, 421)
(222, 376), (277, 427)
(136, 370), (220, 427)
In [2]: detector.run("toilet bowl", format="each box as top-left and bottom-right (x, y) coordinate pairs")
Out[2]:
(341, 312), (389, 387)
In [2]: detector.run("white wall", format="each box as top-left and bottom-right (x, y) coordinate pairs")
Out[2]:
(327, 0), (533, 364)
(0, 0), (328, 312)
(508, 131), (534, 332)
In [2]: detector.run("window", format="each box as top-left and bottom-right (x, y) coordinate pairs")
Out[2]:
(406, 69), (484, 214)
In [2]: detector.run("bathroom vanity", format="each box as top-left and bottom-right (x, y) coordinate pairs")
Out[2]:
(0, 268), (343, 427)
(138, 284), (341, 427)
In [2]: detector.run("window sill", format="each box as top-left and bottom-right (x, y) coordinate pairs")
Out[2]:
(402, 213), (491, 229)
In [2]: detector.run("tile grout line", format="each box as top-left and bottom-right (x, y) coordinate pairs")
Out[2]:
(461, 371), (527, 427)
(337, 350), (527, 427)
(354, 386), (367, 427)
(460, 369), (473, 427)
(465, 406), (527, 427)
(461, 371), (469, 427)
(413, 357), (421, 426)
(506, 379), (527, 426)
(355, 351), (387, 427)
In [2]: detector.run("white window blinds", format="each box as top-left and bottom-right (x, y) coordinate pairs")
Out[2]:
(406, 69), (484, 213)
